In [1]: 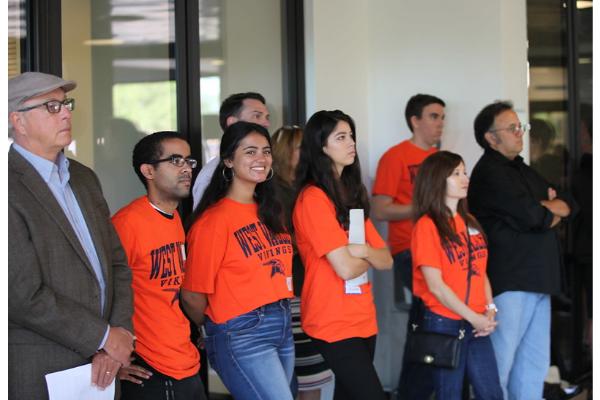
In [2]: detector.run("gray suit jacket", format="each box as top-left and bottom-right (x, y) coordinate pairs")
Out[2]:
(8, 147), (133, 399)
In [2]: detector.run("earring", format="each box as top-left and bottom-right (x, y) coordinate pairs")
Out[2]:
(265, 168), (274, 181)
(222, 167), (234, 181)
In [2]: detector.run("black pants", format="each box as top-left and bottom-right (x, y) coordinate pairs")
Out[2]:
(120, 356), (207, 400)
(313, 335), (386, 400)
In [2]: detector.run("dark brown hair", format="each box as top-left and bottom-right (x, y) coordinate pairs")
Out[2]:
(188, 121), (285, 233)
(295, 110), (370, 229)
(413, 151), (485, 246)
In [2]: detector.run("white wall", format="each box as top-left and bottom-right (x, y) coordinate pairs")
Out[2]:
(305, 0), (528, 391)
(223, 0), (284, 129)
(304, 0), (371, 180)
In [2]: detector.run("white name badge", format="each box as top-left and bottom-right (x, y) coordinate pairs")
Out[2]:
(286, 276), (293, 292)
(468, 227), (481, 236)
(345, 271), (369, 295)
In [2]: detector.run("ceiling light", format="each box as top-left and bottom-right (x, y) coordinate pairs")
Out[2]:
(576, 1), (593, 9)
(83, 38), (125, 46)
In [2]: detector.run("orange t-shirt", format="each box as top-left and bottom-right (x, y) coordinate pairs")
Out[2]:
(183, 198), (294, 324)
(293, 185), (387, 343)
(112, 196), (200, 380)
(411, 214), (488, 320)
(372, 140), (437, 254)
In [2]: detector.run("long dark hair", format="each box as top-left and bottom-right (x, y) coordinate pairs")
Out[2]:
(295, 110), (370, 229)
(412, 151), (484, 246)
(188, 121), (286, 233)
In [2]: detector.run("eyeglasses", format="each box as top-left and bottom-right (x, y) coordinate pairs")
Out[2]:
(489, 122), (531, 136)
(148, 155), (198, 169)
(17, 98), (75, 114)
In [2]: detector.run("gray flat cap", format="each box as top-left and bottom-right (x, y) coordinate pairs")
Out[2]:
(8, 72), (76, 115)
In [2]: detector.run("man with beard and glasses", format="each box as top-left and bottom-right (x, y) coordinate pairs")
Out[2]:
(112, 131), (207, 399)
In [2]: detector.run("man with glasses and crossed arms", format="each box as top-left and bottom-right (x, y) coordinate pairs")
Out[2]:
(8, 71), (134, 398)
(112, 132), (207, 399)
(468, 101), (573, 400)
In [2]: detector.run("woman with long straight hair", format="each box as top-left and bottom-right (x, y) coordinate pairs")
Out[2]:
(271, 125), (335, 399)
(292, 110), (393, 400)
(410, 150), (503, 399)
(181, 121), (295, 400)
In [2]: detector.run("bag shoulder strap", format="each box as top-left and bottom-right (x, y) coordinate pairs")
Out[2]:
(412, 222), (473, 339)
(464, 224), (473, 305)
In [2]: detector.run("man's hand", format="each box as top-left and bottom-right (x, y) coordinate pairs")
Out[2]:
(103, 326), (135, 366)
(118, 361), (153, 385)
(91, 351), (121, 389)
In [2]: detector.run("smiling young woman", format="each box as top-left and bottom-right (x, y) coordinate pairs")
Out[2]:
(181, 121), (295, 400)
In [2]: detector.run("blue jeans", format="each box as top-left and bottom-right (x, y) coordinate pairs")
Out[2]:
(422, 310), (503, 400)
(204, 299), (295, 400)
(490, 291), (550, 400)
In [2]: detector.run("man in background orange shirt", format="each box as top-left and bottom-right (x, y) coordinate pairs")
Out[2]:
(112, 131), (206, 399)
(371, 94), (445, 400)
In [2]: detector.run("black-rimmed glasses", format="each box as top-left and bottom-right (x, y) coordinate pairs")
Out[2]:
(148, 155), (198, 169)
(18, 98), (75, 114)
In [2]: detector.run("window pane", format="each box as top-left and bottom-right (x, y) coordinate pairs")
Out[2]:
(577, 0), (592, 149)
(527, 0), (569, 189)
(199, 0), (284, 165)
(8, 0), (25, 78)
(62, 0), (177, 213)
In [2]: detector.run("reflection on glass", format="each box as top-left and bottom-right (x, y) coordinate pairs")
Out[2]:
(8, 0), (25, 150)
(8, 0), (25, 78)
(529, 117), (566, 187)
(62, 0), (177, 214)
(527, 0), (569, 189)
(576, 0), (592, 134)
(199, 0), (284, 166)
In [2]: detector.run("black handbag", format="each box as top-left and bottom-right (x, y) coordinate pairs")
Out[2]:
(404, 227), (473, 369)
(405, 328), (464, 368)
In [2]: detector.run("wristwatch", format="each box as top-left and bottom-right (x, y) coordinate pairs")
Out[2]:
(486, 303), (499, 313)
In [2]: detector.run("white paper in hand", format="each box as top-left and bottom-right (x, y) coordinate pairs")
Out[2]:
(348, 209), (365, 244)
(45, 363), (115, 400)
(345, 209), (368, 294)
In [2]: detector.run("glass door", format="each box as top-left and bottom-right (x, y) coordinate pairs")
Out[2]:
(61, 0), (178, 214)
(198, 0), (285, 165)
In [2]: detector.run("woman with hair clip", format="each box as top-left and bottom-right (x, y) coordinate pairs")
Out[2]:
(181, 121), (295, 400)
(272, 125), (335, 400)
(410, 151), (503, 399)
(292, 110), (393, 400)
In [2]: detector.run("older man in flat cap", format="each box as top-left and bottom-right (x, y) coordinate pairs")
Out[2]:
(8, 71), (134, 399)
